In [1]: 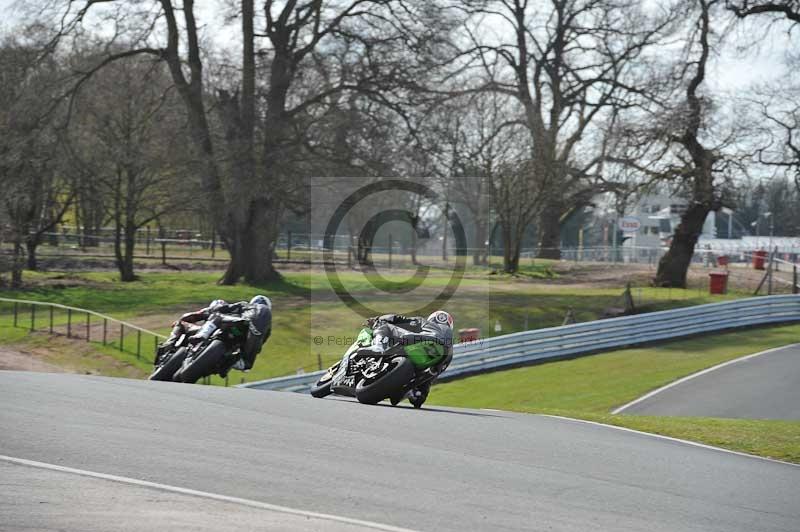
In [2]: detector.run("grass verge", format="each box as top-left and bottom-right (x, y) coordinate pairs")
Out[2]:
(0, 269), (743, 384)
(429, 323), (800, 463)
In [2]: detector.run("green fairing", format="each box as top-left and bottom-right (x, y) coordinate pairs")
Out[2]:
(357, 328), (373, 346)
(343, 328), (374, 357)
(403, 341), (446, 369)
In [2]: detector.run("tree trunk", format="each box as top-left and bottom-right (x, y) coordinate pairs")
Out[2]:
(536, 204), (561, 260)
(119, 223), (137, 282)
(11, 241), (23, 288)
(501, 223), (521, 273)
(410, 224), (418, 265)
(220, 207), (282, 285)
(654, 203), (711, 287)
(25, 239), (38, 271)
(473, 216), (488, 266)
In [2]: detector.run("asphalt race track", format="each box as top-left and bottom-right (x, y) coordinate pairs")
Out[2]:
(617, 344), (800, 420)
(1, 371), (799, 531)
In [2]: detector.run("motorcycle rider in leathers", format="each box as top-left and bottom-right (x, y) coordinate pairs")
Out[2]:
(156, 295), (272, 375)
(333, 310), (454, 407)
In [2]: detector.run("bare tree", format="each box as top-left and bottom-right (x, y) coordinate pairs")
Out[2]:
(451, 0), (671, 263)
(423, 91), (530, 270)
(0, 40), (72, 285)
(644, 0), (735, 287)
(36, 0), (452, 284)
(67, 53), (189, 281)
(751, 95), (800, 194)
(727, 0), (800, 23)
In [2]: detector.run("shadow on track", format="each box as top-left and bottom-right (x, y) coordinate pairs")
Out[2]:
(324, 396), (504, 418)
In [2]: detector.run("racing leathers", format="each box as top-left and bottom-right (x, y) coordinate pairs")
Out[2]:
(333, 313), (453, 404)
(157, 300), (271, 372)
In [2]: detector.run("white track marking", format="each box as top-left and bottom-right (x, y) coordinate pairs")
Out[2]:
(0, 455), (419, 532)
(541, 415), (800, 468)
(611, 343), (800, 415)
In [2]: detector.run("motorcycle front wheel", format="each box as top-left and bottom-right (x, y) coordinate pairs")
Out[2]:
(310, 363), (338, 398)
(355, 357), (414, 405)
(149, 347), (188, 382)
(174, 340), (227, 384)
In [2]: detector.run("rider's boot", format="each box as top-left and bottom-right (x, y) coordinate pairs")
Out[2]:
(407, 384), (430, 409)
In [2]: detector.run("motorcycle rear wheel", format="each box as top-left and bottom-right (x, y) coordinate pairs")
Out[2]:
(355, 357), (414, 405)
(174, 340), (227, 384)
(148, 347), (188, 382)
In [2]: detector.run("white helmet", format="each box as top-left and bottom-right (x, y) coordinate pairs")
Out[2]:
(428, 310), (453, 330)
(250, 295), (272, 310)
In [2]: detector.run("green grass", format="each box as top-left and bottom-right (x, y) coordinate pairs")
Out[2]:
(0, 269), (742, 384)
(2, 268), (797, 460)
(429, 323), (800, 462)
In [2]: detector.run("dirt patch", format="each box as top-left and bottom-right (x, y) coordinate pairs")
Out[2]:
(0, 334), (148, 378)
(0, 345), (68, 373)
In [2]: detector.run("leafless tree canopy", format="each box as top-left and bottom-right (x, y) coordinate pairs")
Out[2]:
(0, 0), (797, 285)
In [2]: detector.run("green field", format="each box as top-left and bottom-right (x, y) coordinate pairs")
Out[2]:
(3, 267), (796, 463)
(0, 268), (738, 383)
(430, 323), (800, 463)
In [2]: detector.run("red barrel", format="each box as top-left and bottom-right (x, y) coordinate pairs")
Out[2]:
(753, 250), (767, 270)
(458, 328), (480, 343)
(717, 255), (729, 267)
(709, 272), (728, 294)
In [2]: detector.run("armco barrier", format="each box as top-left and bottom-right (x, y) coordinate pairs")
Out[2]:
(241, 295), (800, 392)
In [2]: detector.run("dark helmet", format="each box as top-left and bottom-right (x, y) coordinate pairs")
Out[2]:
(250, 295), (272, 310)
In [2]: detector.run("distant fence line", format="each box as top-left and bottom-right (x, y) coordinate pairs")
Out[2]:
(5, 227), (800, 268)
(0, 297), (165, 362)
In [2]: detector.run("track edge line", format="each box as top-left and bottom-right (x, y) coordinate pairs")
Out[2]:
(540, 414), (800, 468)
(0, 454), (420, 532)
(610, 343), (800, 415)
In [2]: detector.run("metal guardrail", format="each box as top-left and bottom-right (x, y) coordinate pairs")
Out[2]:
(0, 297), (166, 361)
(241, 295), (800, 392)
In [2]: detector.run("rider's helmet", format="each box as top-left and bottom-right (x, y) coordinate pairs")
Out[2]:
(250, 295), (272, 310)
(428, 310), (453, 330)
(208, 299), (227, 311)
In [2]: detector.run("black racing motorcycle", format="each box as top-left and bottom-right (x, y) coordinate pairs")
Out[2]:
(310, 327), (448, 408)
(149, 315), (249, 384)
(149, 329), (191, 382)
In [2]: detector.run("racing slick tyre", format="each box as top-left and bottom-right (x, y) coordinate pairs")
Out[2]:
(174, 340), (226, 384)
(355, 357), (414, 405)
(149, 347), (188, 382)
(310, 364), (338, 398)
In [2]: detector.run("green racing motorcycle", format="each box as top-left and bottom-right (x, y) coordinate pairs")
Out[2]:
(310, 327), (448, 408)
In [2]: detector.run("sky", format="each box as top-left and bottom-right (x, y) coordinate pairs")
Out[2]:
(0, 0), (793, 93)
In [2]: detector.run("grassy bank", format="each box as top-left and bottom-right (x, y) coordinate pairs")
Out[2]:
(0, 269), (742, 383)
(430, 323), (800, 462)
